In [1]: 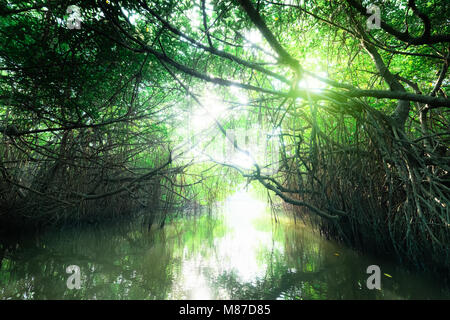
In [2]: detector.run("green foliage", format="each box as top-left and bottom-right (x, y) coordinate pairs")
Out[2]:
(0, 0), (449, 280)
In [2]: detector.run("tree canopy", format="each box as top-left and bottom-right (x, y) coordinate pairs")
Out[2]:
(0, 0), (449, 274)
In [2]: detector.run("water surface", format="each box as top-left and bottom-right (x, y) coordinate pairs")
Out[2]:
(0, 190), (449, 299)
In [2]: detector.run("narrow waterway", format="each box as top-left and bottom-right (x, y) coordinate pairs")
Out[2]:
(0, 190), (448, 299)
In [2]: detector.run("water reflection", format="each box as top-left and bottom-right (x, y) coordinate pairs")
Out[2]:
(0, 190), (449, 299)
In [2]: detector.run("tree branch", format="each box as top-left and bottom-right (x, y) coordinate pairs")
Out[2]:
(347, 0), (450, 45)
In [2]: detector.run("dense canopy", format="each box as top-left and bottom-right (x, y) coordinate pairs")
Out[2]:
(0, 0), (449, 277)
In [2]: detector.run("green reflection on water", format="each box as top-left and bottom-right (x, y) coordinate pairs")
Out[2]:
(0, 190), (449, 300)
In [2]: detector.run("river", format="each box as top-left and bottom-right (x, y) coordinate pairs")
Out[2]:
(0, 189), (448, 299)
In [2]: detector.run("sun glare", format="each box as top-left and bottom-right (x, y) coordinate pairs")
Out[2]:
(298, 56), (327, 92)
(297, 73), (327, 91)
(189, 92), (228, 132)
(226, 150), (256, 170)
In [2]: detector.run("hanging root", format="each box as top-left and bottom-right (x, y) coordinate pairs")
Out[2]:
(283, 100), (449, 276)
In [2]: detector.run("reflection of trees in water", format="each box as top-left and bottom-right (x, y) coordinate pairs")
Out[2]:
(0, 213), (225, 299)
(212, 248), (384, 299)
(0, 219), (171, 299)
(212, 221), (438, 300)
(1, 211), (449, 299)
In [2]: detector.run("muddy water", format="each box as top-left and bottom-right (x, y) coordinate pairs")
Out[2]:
(0, 190), (448, 299)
